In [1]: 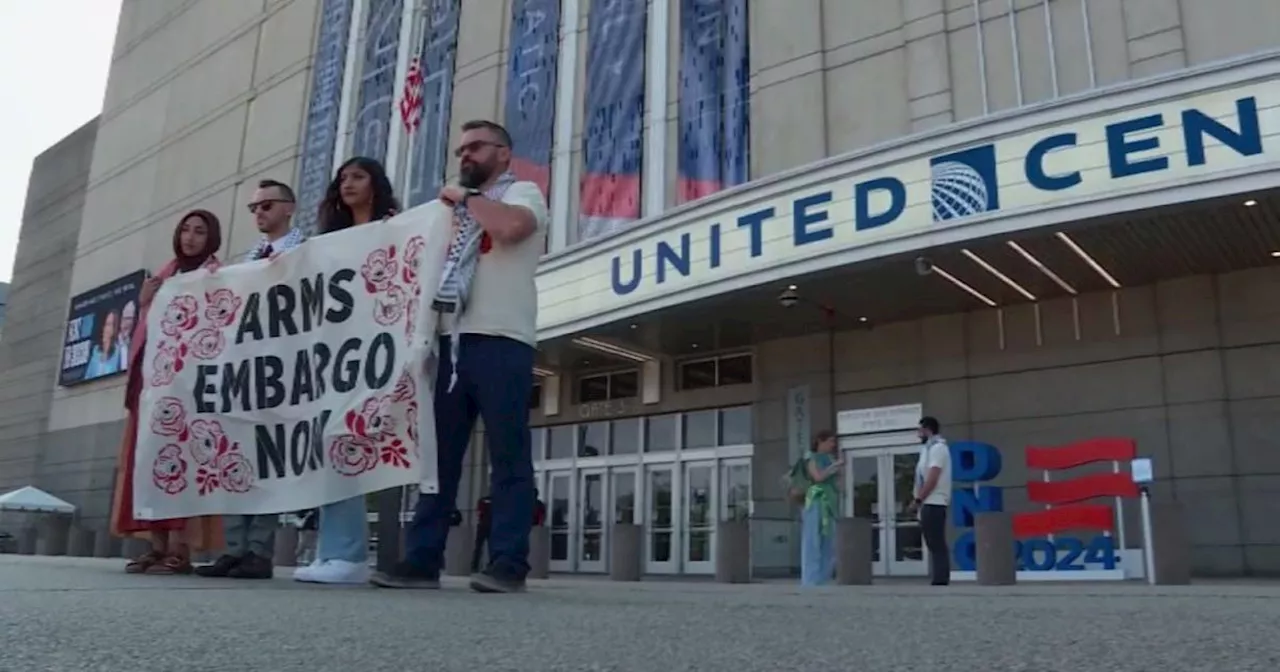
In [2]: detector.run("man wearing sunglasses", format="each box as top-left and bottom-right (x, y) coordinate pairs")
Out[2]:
(245, 179), (304, 260)
(195, 178), (304, 580)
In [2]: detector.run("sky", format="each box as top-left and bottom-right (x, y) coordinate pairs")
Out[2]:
(0, 1), (122, 283)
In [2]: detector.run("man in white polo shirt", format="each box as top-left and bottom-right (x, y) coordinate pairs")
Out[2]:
(912, 416), (952, 586)
(371, 120), (547, 594)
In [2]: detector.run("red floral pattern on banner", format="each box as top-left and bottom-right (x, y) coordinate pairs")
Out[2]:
(327, 388), (416, 478)
(359, 239), (422, 333)
(146, 397), (254, 498)
(148, 285), (241, 391)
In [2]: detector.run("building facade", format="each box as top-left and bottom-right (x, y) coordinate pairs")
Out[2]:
(4, 0), (1280, 577)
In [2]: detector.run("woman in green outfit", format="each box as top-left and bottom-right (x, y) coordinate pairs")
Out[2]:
(801, 430), (843, 586)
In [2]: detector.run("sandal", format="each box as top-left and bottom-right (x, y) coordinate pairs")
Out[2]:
(125, 550), (163, 574)
(145, 554), (194, 575)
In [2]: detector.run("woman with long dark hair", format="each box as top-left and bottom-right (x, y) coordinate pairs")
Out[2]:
(110, 210), (225, 574)
(295, 156), (399, 585)
(84, 308), (122, 378)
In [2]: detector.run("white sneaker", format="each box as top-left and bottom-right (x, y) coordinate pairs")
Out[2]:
(303, 559), (370, 585)
(293, 559), (325, 583)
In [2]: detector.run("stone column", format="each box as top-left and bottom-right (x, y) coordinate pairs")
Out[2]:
(1148, 500), (1191, 585)
(528, 525), (551, 579)
(715, 520), (751, 583)
(17, 526), (38, 556)
(835, 517), (873, 585)
(274, 526), (299, 567)
(609, 523), (642, 581)
(37, 517), (71, 556)
(93, 528), (121, 558)
(974, 512), (1016, 586)
(444, 525), (475, 577)
(69, 527), (96, 557)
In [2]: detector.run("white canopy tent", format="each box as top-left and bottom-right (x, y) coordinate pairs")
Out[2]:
(0, 486), (76, 514)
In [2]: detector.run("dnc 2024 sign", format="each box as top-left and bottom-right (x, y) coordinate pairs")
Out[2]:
(950, 438), (1140, 573)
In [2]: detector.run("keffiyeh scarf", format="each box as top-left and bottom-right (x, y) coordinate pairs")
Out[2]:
(433, 171), (517, 392)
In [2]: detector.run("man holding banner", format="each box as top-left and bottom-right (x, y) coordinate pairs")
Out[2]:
(371, 120), (548, 594)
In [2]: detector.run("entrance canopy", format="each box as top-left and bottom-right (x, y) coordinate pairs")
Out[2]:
(0, 486), (76, 514)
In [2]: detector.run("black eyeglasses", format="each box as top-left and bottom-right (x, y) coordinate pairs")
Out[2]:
(454, 140), (506, 158)
(247, 199), (294, 214)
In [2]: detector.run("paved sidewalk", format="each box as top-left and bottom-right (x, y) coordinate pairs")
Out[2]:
(2, 556), (1278, 671)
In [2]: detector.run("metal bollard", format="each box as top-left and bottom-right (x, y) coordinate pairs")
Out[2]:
(37, 517), (71, 556)
(715, 519), (751, 583)
(835, 517), (873, 585)
(444, 525), (475, 577)
(528, 525), (550, 579)
(93, 529), (121, 558)
(974, 512), (1016, 586)
(609, 523), (642, 581)
(68, 527), (96, 557)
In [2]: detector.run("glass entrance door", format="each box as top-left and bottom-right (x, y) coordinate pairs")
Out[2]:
(682, 461), (715, 574)
(843, 446), (928, 577)
(645, 465), (677, 574)
(577, 469), (606, 573)
(547, 471), (573, 573)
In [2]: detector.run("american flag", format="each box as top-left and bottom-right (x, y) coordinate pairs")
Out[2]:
(399, 56), (424, 133)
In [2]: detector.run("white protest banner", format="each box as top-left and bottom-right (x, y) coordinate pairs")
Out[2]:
(134, 206), (452, 519)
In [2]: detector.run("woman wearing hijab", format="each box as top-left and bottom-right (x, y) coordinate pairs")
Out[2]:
(293, 156), (400, 585)
(110, 210), (225, 574)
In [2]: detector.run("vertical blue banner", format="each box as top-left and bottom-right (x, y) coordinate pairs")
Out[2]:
(720, 0), (749, 188)
(504, 0), (561, 200)
(677, 0), (723, 204)
(295, 0), (354, 236)
(676, 0), (749, 205)
(579, 0), (647, 243)
(406, 0), (461, 207)
(349, 0), (404, 163)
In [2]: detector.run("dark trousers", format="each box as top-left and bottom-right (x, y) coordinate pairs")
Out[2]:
(920, 504), (950, 585)
(406, 334), (535, 578)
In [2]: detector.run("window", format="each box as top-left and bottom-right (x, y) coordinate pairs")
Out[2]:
(611, 417), (640, 454)
(719, 406), (752, 445)
(578, 422), (608, 457)
(531, 429), (546, 460)
(645, 414), (678, 453)
(677, 354), (753, 390)
(577, 370), (640, 403)
(683, 410), (717, 449)
(529, 383), (542, 410)
(548, 425), (575, 459)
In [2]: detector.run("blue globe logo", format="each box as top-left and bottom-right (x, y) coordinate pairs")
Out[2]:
(931, 161), (991, 221)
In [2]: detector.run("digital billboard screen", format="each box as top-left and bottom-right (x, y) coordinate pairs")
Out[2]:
(58, 270), (147, 387)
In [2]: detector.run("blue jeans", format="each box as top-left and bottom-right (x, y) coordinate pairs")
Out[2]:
(801, 503), (835, 586)
(406, 334), (535, 578)
(317, 495), (368, 563)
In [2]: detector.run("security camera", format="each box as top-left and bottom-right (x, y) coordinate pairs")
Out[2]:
(778, 286), (799, 308)
(914, 256), (934, 276)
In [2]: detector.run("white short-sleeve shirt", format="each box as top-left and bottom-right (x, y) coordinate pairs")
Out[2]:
(915, 437), (952, 506)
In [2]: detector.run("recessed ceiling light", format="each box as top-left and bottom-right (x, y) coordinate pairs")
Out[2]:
(1270, 251), (1280, 258)
(1244, 199), (1258, 207)
(858, 316), (868, 322)
(629, 323), (638, 329)
(690, 343), (699, 349)
(787, 284), (797, 291)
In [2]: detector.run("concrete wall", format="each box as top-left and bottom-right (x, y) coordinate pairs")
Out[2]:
(754, 263), (1280, 576)
(748, 0), (1280, 179)
(0, 120), (99, 500)
(34, 0), (320, 525)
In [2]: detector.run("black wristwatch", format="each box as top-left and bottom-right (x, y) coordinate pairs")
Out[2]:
(460, 187), (482, 206)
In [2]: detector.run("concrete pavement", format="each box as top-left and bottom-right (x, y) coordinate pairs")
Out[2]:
(2, 555), (1278, 671)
